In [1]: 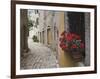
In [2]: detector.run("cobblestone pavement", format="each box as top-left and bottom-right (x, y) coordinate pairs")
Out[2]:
(21, 38), (58, 69)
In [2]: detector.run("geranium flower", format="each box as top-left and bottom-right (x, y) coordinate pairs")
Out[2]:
(71, 44), (78, 48)
(75, 35), (80, 40)
(80, 43), (85, 48)
(62, 45), (68, 50)
(65, 33), (73, 41)
(59, 31), (85, 51)
(60, 43), (68, 50)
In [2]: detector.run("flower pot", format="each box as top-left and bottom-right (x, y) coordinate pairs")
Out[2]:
(71, 52), (83, 62)
(70, 51), (83, 62)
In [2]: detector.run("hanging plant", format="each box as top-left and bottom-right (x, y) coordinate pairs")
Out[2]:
(59, 31), (85, 62)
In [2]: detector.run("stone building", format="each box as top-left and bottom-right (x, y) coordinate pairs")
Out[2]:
(20, 9), (29, 55)
(37, 10), (73, 67)
(28, 10), (39, 39)
(37, 10), (90, 67)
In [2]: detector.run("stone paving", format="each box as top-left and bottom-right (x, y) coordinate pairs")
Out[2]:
(20, 38), (58, 69)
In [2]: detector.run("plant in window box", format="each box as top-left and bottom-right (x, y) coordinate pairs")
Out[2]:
(59, 31), (85, 62)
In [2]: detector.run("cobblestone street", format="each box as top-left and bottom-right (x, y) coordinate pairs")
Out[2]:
(21, 38), (58, 69)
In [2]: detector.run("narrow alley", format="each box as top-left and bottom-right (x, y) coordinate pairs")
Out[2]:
(21, 38), (58, 69)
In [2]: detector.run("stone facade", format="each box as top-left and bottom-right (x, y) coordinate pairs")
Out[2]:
(28, 10), (39, 39)
(84, 13), (90, 66)
(20, 9), (29, 54)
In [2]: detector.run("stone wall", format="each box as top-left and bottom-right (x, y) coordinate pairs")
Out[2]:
(84, 13), (90, 66)
(20, 9), (29, 55)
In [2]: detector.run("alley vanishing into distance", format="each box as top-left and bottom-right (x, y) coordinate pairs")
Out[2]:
(20, 9), (90, 69)
(21, 38), (58, 69)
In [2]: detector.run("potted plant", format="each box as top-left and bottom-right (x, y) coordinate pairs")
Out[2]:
(59, 31), (85, 62)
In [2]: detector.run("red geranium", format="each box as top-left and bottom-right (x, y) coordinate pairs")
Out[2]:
(60, 43), (68, 50)
(75, 35), (80, 40)
(80, 43), (85, 48)
(71, 44), (78, 48)
(59, 31), (85, 51)
(65, 33), (73, 41)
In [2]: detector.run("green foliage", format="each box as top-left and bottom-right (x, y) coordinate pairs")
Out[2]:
(28, 20), (33, 30)
(32, 35), (39, 42)
(28, 19), (38, 29)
